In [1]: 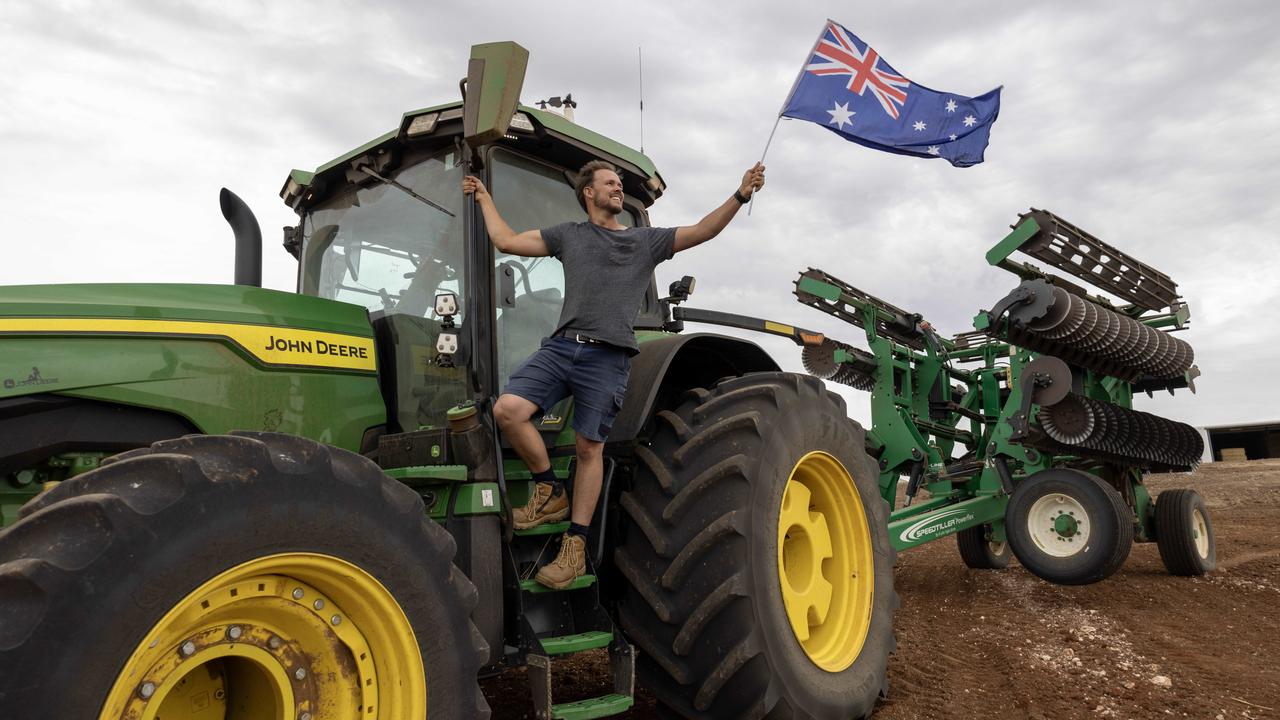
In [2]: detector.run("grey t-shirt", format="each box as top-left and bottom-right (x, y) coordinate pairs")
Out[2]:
(541, 221), (676, 353)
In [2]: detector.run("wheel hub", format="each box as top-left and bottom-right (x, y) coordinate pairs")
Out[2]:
(1027, 493), (1092, 557)
(1193, 508), (1210, 558)
(777, 451), (874, 672)
(100, 553), (424, 720)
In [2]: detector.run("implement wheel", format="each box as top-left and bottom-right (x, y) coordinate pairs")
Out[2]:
(956, 524), (1011, 569)
(0, 432), (489, 720)
(1006, 468), (1132, 585)
(1155, 489), (1216, 576)
(615, 372), (896, 719)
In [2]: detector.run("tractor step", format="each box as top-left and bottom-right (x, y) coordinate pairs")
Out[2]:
(552, 693), (634, 720)
(520, 574), (596, 594)
(515, 521), (571, 536)
(541, 630), (612, 656)
(527, 637), (636, 720)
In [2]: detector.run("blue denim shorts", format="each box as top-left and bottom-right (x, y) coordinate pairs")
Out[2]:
(503, 336), (632, 442)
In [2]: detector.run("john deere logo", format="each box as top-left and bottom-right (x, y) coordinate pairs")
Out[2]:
(898, 507), (975, 544)
(4, 367), (58, 390)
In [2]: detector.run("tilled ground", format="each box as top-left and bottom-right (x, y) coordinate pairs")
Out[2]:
(482, 460), (1280, 719)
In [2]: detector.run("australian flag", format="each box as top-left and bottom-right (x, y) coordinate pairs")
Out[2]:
(781, 20), (1001, 167)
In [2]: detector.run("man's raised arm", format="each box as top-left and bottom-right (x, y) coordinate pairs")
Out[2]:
(462, 176), (551, 257)
(673, 163), (766, 253)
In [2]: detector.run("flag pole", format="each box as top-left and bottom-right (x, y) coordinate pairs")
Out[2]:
(749, 20), (831, 215)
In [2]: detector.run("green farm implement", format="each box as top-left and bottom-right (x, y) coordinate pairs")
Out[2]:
(0, 43), (896, 719)
(793, 208), (1214, 584)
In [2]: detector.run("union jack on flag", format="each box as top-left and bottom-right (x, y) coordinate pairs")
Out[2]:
(806, 22), (910, 119)
(779, 19), (1002, 167)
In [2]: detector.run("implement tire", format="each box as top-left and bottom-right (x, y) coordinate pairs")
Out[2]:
(1006, 468), (1132, 585)
(0, 432), (489, 720)
(615, 372), (896, 719)
(956, 524), (1012, 569)
(1155, 488), (1216, 576)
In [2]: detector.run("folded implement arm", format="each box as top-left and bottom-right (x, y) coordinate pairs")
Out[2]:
(789, 210), (1210, 583)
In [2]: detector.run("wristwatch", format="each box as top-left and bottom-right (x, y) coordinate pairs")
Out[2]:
(733, 189), (751, 204)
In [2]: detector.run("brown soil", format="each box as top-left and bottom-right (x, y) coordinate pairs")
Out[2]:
(482, 460), (1280, 719)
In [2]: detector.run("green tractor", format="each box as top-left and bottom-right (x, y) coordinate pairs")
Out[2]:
(0, 43), (896, 719)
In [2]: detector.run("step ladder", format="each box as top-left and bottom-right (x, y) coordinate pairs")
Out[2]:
(505, 460), (634, 720)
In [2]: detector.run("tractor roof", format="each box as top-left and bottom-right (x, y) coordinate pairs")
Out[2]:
(281, 101), (664, 212)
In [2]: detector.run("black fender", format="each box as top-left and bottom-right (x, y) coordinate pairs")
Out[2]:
(608, 332), (779, 443)
(0, 394), (198, 476)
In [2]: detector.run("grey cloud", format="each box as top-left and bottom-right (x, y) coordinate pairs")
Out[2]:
(1, 0), (1277, 426)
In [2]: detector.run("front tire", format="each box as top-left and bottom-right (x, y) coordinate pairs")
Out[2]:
(0, 432), (489, 720)
(1006, 468), (1133, 585)
(956, 524), (1011, 569)
(1155, 489), (1215, 576)
(615, 373), (896, 719)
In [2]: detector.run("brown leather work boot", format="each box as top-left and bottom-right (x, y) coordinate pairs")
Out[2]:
(512, 481), (569, 530)
(535, 533), (587, 589)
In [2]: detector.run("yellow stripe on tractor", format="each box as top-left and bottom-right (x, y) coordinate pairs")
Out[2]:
(0, 318), (377, 372)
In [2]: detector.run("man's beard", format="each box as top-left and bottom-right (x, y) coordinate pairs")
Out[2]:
(593, 196), (622, 216)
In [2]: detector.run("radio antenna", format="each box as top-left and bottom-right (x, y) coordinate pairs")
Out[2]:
(638, 46), (645, 154)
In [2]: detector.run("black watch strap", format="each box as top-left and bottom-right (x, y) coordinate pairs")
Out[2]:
(733, 189), (751, 204)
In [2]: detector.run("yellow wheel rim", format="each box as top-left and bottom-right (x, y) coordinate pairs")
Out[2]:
(777, 451), (874, 672)
(99, 552), (425, 719)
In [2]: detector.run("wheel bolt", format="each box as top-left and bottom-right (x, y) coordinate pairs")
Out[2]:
(312, 598), (325, 610)
(330, 614), (342, 626)
(292, 587), (305, 600)
(138, 681), (156, 699)
(269, 635), (284, 649)
(299, 713), (312, 720)
(180, 640), (197, 657)
(294, 667), (307, 681)
(226, 625), (243, 641)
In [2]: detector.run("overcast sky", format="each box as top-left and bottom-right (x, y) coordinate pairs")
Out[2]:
(2, 1), (1277, 428)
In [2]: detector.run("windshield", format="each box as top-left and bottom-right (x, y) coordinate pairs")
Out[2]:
(301, 150), (464, 318)
(300, 150), (469, 434)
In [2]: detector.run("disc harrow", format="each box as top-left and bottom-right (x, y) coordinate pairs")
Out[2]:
(786, 209), (1209, 583)
(1038, 393), (1203, 469)
(989, 279), (1195, 381)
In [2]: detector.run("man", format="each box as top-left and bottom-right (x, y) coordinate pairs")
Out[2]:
(462, 159), (765, 588)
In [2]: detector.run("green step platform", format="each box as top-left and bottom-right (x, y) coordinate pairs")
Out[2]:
(514, 521), (570, 537)
(552, 693), (634, 720)
(520, 574), (596, 594)
(540, 630), (612, 656)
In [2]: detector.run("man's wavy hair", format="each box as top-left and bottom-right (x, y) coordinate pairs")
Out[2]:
(573, 160), (621, 212)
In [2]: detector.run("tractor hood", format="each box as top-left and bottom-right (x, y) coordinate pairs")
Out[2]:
(0, 283), (371, 333)
(0, 283), (384, 452)
(0, 283), (378, 384)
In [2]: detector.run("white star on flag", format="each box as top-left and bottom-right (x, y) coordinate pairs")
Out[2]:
(949, 134), (958, 141)
(945, 99), (957, 113)
(927, 146), (940, 155)
(826, 101), (855, 129)
(963, 115), (977, 127)
(913, 120), (926, 131)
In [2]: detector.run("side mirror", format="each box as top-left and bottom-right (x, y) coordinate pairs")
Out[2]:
(463, 41), (529, 148)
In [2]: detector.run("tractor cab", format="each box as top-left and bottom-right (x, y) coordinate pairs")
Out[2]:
(285, 101), (667, 435)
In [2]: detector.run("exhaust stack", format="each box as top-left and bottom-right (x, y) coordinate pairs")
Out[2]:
(219, 187), (262, 288)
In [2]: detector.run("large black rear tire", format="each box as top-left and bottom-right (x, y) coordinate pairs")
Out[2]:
(1006, 468), (1132, 585)
(0, 432), (489, 719)
(615, 373), (896, 719)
